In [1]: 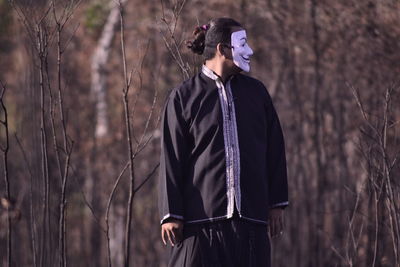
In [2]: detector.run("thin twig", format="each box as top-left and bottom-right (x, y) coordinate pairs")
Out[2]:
(0, 80), (11, 267)
(117, 1), (136, 266)
(15, 133), (37, 267)
(133, 163), (160, 194)
(105, 162), (129, 267)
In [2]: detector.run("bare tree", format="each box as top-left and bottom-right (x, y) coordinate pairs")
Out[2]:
(353, 84), (400, 266)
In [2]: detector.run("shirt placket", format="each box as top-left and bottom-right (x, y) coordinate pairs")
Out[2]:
(201, 65), (241, 219)
(215, 80), (234, 217)
(217, 79), (240, 218)
(227, 81), (241, 213)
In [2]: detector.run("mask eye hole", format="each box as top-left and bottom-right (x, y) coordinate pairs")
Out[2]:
(239, 39), (247, 47)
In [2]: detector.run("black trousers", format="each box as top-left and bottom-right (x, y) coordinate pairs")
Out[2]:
(168, 213), (271, 267)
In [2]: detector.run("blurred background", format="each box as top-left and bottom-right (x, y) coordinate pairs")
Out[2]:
(0, 0), (399, 266)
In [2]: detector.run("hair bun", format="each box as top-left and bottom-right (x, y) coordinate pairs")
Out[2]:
(186, 24), (209, 55)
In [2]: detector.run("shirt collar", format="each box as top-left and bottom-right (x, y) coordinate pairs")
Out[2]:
(201, 64), (219, 81)
(201, 64), (235, 84)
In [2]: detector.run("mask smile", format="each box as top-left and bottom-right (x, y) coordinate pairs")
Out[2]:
(231, 30), (254, 72)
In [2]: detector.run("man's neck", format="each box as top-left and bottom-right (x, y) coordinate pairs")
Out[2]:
(204, 60), (233, 83)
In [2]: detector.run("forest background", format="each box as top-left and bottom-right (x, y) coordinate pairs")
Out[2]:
(0, 0), (399, 266)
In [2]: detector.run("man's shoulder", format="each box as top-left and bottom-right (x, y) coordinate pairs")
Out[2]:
(235, 73), (266, 88)
(234, 73), (271, 99)
(168, 74), (199, 108)
(169, 73), (202, 100)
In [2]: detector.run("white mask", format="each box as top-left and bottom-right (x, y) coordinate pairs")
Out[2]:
(231, 30), (254, 72)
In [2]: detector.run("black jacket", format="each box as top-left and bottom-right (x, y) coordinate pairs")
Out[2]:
(159, 66), (288, 225)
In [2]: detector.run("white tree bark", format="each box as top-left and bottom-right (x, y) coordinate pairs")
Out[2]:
(91, 0), (127, 139)
(110, 205), (125, 266)
(88, 1), (128, 263)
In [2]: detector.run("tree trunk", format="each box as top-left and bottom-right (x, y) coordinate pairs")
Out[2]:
(91, 0), (127, 139)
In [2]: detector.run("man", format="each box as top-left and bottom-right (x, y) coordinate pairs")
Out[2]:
(158, 18), (288, 266)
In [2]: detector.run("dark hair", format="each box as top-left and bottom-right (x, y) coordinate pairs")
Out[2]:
(186, 18), (242, 60)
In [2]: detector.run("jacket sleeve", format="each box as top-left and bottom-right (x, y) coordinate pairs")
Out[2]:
(158, 89), (189, 224)
(266, 95), (289, 209)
